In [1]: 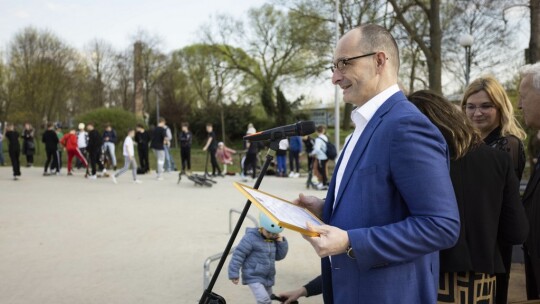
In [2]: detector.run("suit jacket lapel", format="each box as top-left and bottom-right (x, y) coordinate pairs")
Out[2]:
(330, 92), (404, 216)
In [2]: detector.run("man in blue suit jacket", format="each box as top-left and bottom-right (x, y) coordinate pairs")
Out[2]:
(296, 24), (460, 303)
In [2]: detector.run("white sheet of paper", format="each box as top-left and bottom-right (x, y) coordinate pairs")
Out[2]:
(243, 188), (321, 230)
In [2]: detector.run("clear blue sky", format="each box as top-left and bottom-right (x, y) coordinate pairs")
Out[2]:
(0, 0), (267, 52)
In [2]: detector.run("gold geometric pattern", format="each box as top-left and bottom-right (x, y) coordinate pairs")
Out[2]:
(438, 271), (496, 304)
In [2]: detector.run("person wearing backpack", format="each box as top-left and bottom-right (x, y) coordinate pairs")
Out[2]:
(310, 125), (329, 190)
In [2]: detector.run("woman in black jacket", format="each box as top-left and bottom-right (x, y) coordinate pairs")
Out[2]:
(461, 76), (528, 303)
(410, 90), (528, 304)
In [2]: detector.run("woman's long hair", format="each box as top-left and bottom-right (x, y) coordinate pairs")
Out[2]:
(409, 90), (482, 160)
(461, 76), (526, 140)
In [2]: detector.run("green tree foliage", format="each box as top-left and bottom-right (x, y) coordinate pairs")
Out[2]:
(6, 27), (80, 128)
(203, 4), (332, 120)
(74, 107), (141, 141)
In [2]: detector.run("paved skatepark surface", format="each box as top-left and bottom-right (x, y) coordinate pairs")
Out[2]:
(0, 167), (529, 303)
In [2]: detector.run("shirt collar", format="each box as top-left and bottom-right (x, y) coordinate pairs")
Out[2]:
(351, 84), (400, 126)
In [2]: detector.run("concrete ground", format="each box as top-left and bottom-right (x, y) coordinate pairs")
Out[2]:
(0, 166), (530, 304)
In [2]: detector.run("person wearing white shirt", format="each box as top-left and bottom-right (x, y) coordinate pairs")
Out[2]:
(112, 129), (141, 184)
(309, 125), (329, 190)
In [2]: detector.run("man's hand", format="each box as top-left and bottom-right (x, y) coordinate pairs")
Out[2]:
(278, 287), (307, 304)
(293, 193), (324, 219)
(303, 222), (349, 257)
(231, 278), (239, 285)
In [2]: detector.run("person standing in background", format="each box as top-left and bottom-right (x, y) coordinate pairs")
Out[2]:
(202, 123), (221, 176)
(276, 139), (288, 177)
(135, 124), (150, 174)
(242, 127), (259, 182)
(288, 135), (302, 178)
(42, 122), (59, 176)
(5, 123), (21, 180)
(518, 62), (540, 300)
(163, 123), (177, 172)
(102, 123), (117, 171)
(75, 123), (88, 170)
(0, 122), (5, 166)
(310, 125), (328, 190)
(150, 118), (167, 181)
(50, 125), (63, 174)
(302, 135), (315, 188)
(178, 122), (192, 175)
(86, 123), (102, 179)
(22, 122), (35, 167)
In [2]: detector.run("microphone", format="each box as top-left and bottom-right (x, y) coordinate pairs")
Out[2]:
(243, 121), (316, 142)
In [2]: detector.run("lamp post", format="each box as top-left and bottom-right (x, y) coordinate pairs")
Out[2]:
(459, 34), (474, 87)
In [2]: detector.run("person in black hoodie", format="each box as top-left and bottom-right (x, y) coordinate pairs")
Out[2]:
(135, 124), (150, 174)
(178, 122), (192, 174)
(42, 122), (59, 176)
(86, 122), (102, 179)
(5, 123), (21, 180)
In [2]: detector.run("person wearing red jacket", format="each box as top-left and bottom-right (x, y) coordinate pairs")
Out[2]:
(60, 128), (89, 176)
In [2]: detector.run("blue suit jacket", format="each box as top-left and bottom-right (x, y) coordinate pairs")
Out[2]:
(321, 91), (460, 303)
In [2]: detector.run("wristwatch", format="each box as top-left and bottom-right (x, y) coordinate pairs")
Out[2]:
(346, 245), (356, 259)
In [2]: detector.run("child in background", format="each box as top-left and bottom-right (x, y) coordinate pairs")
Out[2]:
(228, 213), (289, 304)
(215, 142), (236, 175)
(112, 129), (141, 184)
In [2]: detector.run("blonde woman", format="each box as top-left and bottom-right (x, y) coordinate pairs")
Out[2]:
(461, 76), (526, 304)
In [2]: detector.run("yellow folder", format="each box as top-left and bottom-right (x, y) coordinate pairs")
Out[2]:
(234, 182), (323, 237)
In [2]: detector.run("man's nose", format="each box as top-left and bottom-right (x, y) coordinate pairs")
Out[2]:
(332, 69), (343, 85)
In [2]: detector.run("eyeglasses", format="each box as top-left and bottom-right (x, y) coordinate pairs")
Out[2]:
(330, 52), (377, 73)
(463, 104), (496, 113)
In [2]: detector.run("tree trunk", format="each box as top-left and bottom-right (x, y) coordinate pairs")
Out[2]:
(428, 0), (442, 94)
(530, 0), (540, 63)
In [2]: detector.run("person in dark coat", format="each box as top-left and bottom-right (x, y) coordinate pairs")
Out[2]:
(42, 122), (59, 176)
(22, 122), (35, 167)
(135, 124), (150, 174)
(410, 90), (528, 303)
(178, 122), (192, 174)
(86, 123), (102, 178)
(461, 76), (528, 303)
(202, 123), (220, 176)
(5, 123), (21, 180)
(519, 62), (540, 300)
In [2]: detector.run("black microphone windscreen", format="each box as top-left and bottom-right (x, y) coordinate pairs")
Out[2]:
(298, 121), (316, 136)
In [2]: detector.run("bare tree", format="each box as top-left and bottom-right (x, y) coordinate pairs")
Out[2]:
(131, 30), (167, 116)
(85, 39), (117, 108)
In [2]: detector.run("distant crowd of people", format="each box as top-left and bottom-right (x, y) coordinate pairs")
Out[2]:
(0, 118), (337, 189)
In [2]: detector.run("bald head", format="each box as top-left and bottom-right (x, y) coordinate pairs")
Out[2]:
(332, 24), (400, 106)
(353, 24), (400, 75)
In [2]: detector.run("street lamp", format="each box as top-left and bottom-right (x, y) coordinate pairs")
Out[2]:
(459, 34), (474, 87)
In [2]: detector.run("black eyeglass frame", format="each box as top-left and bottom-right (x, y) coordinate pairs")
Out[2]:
(330, 52), (377, 73)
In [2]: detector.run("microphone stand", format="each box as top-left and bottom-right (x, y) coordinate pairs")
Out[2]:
(198, 139), (280, 304)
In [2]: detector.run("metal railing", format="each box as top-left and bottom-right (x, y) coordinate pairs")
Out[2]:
(229, 208), (258, 234)
(203, 247), (236, 290)
(202, 208), (258, 290)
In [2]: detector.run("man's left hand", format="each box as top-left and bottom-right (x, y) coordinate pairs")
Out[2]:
(303, 222), (349, 257)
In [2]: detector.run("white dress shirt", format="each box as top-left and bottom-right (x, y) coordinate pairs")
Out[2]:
(334, 84), (400, 205)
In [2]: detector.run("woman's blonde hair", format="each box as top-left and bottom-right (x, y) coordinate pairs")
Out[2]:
(409, 90), (482, 160)
(461, 76), (526, 140)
